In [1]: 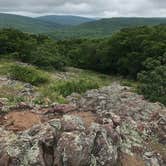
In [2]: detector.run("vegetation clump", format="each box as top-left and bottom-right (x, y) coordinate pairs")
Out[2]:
(51, 79), (99, 97)
(138, 55), (166, 104)
(9, 64), (49, 85)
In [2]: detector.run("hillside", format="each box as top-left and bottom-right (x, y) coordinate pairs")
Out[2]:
(50, 17), (166, 39)
(78, 17), (166, 30)
(0, 13), (61, 33)
(37, 15), (96, 26)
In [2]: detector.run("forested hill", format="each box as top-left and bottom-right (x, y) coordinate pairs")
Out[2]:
(0, 13), (61, 33)
(1, 13), (166, 38)
(79, 17), (166, 29)
(50, 17), (166, 39)
(0, 13), (95, 33)
(37, 15), (96, 26)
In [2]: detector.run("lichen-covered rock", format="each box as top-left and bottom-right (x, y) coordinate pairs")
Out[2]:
(0, 83), (165, 166)
(0, 118), (119, 166)
(54, 131), (92, 166)
(67, 83), (166, 166)
(61, 115), (85, 132)
(88, 123), (118, 166)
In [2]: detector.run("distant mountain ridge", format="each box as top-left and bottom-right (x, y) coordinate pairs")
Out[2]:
(0, 13), (166, 39)
(0, 13), (61, 33)
(36, 15), (96, 26)
(49, 17), (166, 39)
(79, 17), (166, 30)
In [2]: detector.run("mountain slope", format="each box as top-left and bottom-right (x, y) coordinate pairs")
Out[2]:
(0, 13), (61, 33)
(78, 17), (166, 33)
(37, 15), (96, 26)
(50, 17), (166, 39)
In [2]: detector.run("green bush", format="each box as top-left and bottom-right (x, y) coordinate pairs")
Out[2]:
(52, 79), (99, 97)
(138, 56), (166, 105)
(9, 64), (49, 85)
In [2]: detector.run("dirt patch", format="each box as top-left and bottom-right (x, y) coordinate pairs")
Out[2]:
(119, 153), (145, 166)
(68, 111), (97, 127)
(147, 141), (166, 162)
(2, 111), (42, 132)
(0, 105), (97, 132)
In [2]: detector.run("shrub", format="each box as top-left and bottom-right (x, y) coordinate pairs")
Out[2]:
(9, 64), (49, 85)
(138, 56), (166, 105)
(30, 40), (66, 70)
(52, 79), (99, 97)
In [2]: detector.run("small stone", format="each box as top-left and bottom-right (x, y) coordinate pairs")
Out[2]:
(110, 113), (121, 126)
(144, 152), (154, 158)
(61, 115), (85, 131)
(44, 104), (76, 115)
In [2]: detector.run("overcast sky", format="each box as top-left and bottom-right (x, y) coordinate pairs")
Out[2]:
(0, 0), (166, 18)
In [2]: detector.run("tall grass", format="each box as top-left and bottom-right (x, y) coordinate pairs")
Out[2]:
(51, 79), (99, 97)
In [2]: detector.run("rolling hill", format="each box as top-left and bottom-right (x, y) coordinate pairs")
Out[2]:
(49, 17), (166, 39)
(0, 14), (166, 39)
(37, 15), (96, 26)
(0, 13), (61, 33)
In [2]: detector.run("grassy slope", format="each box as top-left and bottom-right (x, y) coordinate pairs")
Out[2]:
(49, 17), (166, 39)
(0, 13), (61, 33)
(0, 60), (124, 105)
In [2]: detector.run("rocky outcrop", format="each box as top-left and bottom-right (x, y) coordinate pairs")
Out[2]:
(0, 116), (119, 166)
(0, 83), (165, 166)
(68, 83), (166, 166)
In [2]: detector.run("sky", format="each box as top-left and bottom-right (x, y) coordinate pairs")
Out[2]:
(0, 0), (166, 18)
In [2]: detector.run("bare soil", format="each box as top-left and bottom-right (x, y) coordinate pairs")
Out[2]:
(1, 111), (42, 132)
(0, 108), (97, 132)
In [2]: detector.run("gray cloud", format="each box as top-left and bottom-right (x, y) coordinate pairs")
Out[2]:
(0, 0), (166, 17)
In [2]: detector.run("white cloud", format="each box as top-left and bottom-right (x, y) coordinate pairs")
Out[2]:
(0, 0), (166, 17)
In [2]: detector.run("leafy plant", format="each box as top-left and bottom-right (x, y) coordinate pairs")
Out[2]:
(138, 55), (166, 105)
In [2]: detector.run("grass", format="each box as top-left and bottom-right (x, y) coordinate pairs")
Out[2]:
(120, 79), (139, 91)
(0, 60), (14, 75)
(0, 60), (115, 104)
(37, 67), (119, 103)
(9, 64), (50, 86)
(51, 79), (99, 97)
(0, 84), (27, 105)
(0, 60), (137, 105)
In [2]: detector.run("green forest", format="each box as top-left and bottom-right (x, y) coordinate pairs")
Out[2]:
(0, 25), (166, 105)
